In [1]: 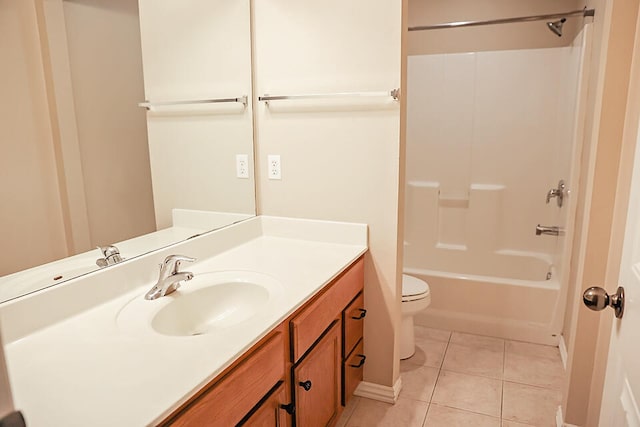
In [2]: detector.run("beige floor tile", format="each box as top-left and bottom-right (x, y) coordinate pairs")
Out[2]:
(345, 397), (428, 427)
(502, 420), (534, 427)
(404, 337), (449, 368)
(424, 404), (501, 427)
(414, 325), (452, 342)
(450, 332), (505, 351)
(502, 381), (561, 427)
(431, 370), (502, 417)
(504, 341), (564, 389)
(399, 364), (439, 402)
(336, 396), (361, 427)
(442, 342), (504, 379)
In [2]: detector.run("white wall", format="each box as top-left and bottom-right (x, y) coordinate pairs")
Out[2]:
(253, 0), (403, 388)
(138, 0), (256, 229)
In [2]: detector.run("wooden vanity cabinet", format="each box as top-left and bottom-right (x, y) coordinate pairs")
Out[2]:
(240, 382), (289, 427)
(163, 328), (288, 427)
(342, 292), (366, 406)
(293, 322), (341, 427)
(161, 257), (364, 427)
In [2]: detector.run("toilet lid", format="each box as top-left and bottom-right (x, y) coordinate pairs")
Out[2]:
(402, 274), (430, 300)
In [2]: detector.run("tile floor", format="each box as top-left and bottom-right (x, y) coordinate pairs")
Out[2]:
(337, 326), (564, 427)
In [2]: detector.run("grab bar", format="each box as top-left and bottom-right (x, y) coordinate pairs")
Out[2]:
(138, 96), (248, 110)
(258, 89), (400, 103)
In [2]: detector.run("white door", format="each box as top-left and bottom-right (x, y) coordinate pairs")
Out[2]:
(598, 79), (640, 427)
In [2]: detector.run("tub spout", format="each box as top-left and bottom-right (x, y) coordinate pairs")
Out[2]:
(535, 224), (564, 236)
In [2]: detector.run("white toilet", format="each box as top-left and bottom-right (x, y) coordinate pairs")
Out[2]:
(400, 274), (431, 359)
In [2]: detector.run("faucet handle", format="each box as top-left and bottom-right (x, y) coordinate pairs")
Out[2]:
(161, 255), (196, 274)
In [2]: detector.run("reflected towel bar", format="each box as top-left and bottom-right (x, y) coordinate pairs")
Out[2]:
(258, 89), (400, 103)
(138, 95), (248, 110)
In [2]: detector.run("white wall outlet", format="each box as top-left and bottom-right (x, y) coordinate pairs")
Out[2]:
(236, 154), (249, 178)
(268, 155), (281, 180)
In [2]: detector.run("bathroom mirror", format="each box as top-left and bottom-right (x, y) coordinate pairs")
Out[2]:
(0, 0), (255, 303)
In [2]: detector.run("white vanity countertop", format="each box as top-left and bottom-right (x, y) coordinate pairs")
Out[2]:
(1, 216), (367, 427)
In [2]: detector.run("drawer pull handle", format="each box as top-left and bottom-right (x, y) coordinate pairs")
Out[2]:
(280, 403), (296, 414)
(351, 308), (367, 320)
(299, 380), (312, 391)
(349, 354), (366, 368)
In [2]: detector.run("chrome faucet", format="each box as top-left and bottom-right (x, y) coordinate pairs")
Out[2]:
(96, 245), (124, 267)
(145, 255), (196, 300)
(535, 224), (564, 236)
(546, 179), (566, 207)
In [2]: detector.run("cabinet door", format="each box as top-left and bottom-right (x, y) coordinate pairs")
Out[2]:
(294, 321), (341, 427)
(241, 382), (290, 427)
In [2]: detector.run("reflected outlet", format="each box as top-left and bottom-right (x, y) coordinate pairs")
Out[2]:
(236, 154), (249, 178)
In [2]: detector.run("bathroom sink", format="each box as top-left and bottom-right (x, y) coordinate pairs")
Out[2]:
(117, 271), (284, 337)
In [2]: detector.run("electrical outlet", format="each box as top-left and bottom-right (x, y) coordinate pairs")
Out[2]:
(268, 155), (281, 180)
(236, 154), (249, 178)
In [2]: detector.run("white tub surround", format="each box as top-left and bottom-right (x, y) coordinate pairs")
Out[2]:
(0, 216), (367, 427)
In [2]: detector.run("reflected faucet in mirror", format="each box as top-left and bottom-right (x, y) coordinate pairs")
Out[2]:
(96, 246), (124, 268)
(1, 0), (256, 302)
(145, 255), (196, 300)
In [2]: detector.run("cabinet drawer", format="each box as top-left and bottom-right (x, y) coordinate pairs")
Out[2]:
(170, 331), (285, 427)
(290, 258), (364, 362)
(343, 292), (365, 358)
(342, 339), (365, 406)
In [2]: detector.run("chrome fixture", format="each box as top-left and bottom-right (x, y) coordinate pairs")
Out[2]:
(535, 224), (564, 236)
(546, 179), (567, 207)
(547, 18), (567, 37)
(145, 255), (196, 300)
(408, 8), (594, 32)
(258, 89), (400, 104)
(583, 286), (625, 319)
(138, 95), (248, 110)
(96, 245), (124, 267)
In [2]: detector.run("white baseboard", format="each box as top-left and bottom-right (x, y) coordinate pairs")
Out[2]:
(558, 335), (568, 370)
(557, 405), (580, 427)
(354, 377), (403, 404)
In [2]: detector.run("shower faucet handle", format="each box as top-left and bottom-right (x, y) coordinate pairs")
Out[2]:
(546, 179), (566, 207)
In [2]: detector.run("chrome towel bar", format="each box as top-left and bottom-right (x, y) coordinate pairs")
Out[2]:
(138, 95), (248, 110)
(258, 89), (400, 103)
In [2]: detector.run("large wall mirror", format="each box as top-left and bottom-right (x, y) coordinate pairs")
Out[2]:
(0, 0), (256, 303)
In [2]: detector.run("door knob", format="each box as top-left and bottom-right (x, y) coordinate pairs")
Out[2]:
(582, 286), (625, 318)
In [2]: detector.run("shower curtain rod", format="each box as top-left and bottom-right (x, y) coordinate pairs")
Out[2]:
(408, 8), (595, 32)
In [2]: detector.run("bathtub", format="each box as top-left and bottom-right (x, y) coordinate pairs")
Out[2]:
(405, 250), (562, 345)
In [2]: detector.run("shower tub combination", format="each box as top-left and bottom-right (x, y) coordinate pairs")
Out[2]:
(404, 17), (591, 345)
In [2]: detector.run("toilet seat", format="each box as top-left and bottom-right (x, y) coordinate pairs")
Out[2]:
(402, 274), (430, 302)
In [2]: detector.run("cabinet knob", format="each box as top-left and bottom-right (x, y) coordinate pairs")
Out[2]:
(349, 354), (367, 368)
(280, 402), (295, 414)
(351, 308), (367, 320)
(298, 380), (312, 391)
